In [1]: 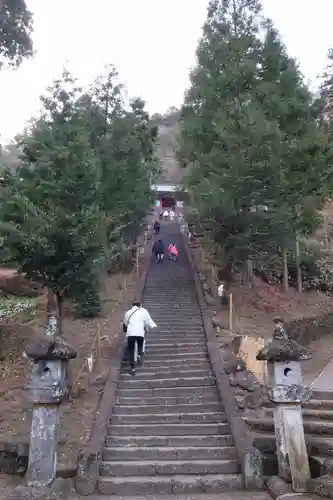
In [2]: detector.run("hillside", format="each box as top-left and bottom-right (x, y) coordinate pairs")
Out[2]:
(152, 110), (189, 184)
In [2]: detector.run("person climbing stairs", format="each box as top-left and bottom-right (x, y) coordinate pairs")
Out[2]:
(97, 223), (270, 498)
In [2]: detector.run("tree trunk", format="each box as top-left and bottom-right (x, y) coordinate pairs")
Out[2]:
(295, 234), (302, 293)
(46, 288), (56, 315)
(324, 215), (329, 249)
(55, 292), (64, 336)
(246, 258), (254, 287)
(282, 247), (289, 293)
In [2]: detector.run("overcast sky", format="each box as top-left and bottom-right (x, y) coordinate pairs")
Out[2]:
(0, 0), (332, 144)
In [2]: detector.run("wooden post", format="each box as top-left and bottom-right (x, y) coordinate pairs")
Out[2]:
(136, 245), (139, 278)
(324, 214), (329, 249)
(295, 233), (302, 293)
(96, 325), (101, 363)
(123, 275), (127, 300)
(282, 247), (289, 293)
(229, 293), (233, 332)
(246, 258), (254, 286)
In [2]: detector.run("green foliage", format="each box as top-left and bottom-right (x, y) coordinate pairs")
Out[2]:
(180, 0), (333, 282)
(72, 267), (101, 318)
(0, 296), (37, 321)
(80, 67), (158, 258)
(0, 0), (33, 68)
(0, 67), (158, 322)
(0, 72), (102, 310)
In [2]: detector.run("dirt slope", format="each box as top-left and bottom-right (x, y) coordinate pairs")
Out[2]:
(154, 112), (189, 184)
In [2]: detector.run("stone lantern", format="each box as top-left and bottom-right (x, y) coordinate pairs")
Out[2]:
(24, 335), (77, 487)
(256, 318), (312, 493)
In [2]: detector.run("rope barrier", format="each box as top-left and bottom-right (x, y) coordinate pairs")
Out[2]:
(71, 232), (150, 389)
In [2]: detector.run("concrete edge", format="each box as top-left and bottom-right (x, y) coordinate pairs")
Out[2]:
(75, 242), (151, 496)
(182, 233), (264, 490)
(1, 478), (72, 500)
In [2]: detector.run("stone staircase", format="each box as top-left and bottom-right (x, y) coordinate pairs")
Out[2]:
(245, 389), (333, 477)
(97, 223), (269, 497)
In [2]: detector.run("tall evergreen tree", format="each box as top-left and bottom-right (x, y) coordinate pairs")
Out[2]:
(180, 0), (277, 274)
(180, 1), (333, 287)
(0, 0), (33, 68)
(82, 69), (158, 265)
(255, 24), (333, 290)
(0, 71), (102, 328)
(0, 65), (158, 324)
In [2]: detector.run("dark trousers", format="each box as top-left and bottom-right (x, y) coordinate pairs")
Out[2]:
(154, 252), (164, 262)
(221, 295), (228, 306)
(127, 336), (144, 369)
(169, 252), (177, 261)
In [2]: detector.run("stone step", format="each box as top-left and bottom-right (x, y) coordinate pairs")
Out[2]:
(85, 492), (272, 500)
(110, 423), (230, 436)
(144, 294), (197, 297)
(150, 325), (204, 331)
(98, 473), (243, 495)
(117, 385), (218, 399)
(141, 352), (207, 360)
(145, 335), (206, 341)
(145, 306), (200, 310)
(144, 302), (199, 307)
(123, 352), (209, 368)
(253, 432), (333, 457)
(145, 316), (202, 322)
(148, 312), (202, 316)
(121, 362), (212, 373)
(303, 399), (333, 410)
(146, 290), (197, 293)
(311, 390), (333, 401)
(111, 412), (226, 425)
(103, 445), (237, 461)
(145, 297), (198, 301)
(146, 332), (206, 340)
(141, 353), (209, 362)
(136, 356), (210, 367)
(149, 314), (202, 319)
(146, 316), (203, 320)
(120, 369), (211, 380)
(142, 346), (207, 355)
(106, 435), (234, 448)
(118, 376), (215, 390)
(145, 341), (206, 349)
(115, 393), (220, 406)
(148, 305), (201, 311)
(308, 474), (333, 498)
(120, 364), (212, 375)
(146, 324), (204, 328)
(100, 459), (240, 477)
(145, 309), (201, 314)
(245, 416), (333, 436)
(264, 407), (333, 421)
(148, 327), (204, 331)
(128, 338), (204, 346)
(143, 305), (201, 311)
(112, 402), (222, 415)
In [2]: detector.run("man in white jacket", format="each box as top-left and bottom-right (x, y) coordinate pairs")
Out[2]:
(123, 301), (157, 375)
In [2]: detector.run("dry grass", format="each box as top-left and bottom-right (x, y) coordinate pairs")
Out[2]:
(0, 253), (148, 492)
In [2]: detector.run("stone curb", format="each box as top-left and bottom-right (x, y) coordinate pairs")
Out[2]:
(75, 241), (151, 496)
(182, 231), (264, 490)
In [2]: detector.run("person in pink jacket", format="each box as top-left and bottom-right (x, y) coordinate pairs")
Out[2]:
(168, 243), (178, 261)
